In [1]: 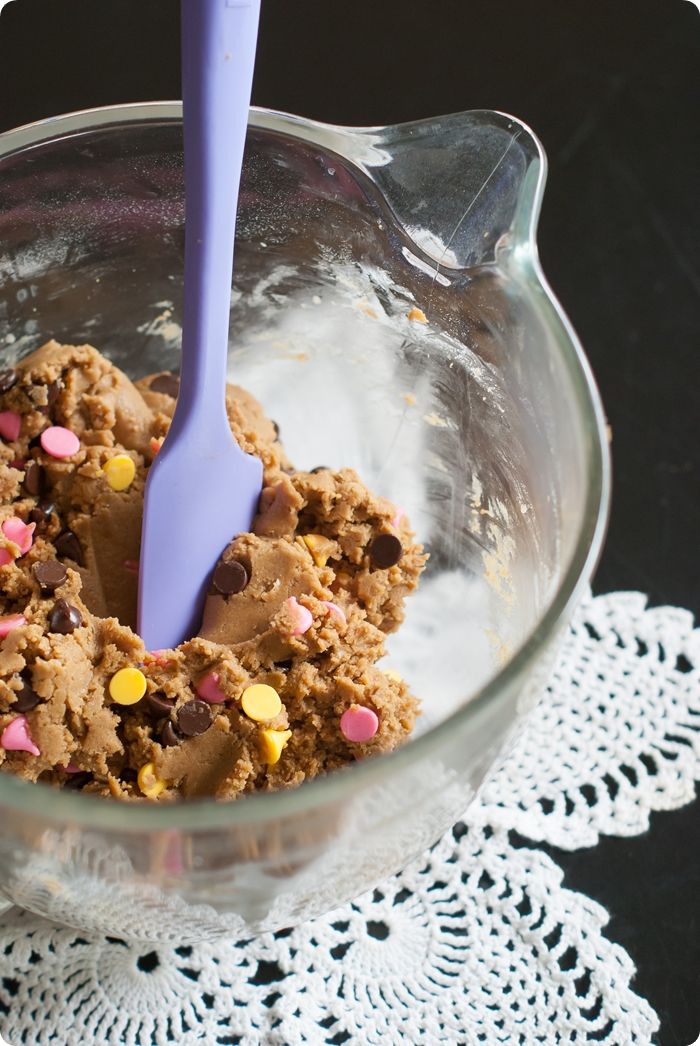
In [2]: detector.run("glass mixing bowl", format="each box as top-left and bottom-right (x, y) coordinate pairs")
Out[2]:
(0, 103), (609, 942)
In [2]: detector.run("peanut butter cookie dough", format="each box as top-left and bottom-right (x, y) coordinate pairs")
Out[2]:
(0, 342), (426, 800)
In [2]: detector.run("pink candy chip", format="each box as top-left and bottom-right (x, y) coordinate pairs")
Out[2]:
(391, 506), (405, 528)
(286, 596), (313, 635)
(0, 550), (12, 567)
(2, 517), (35, 556)
(1, 715), (40, 756)
(40, 425), (80, 459)
(0, 614), (27, 637)
(196, 671), (227, 704)
(0, 411), (21, 442)
(321, 600), (347, 627)
(340, 706), (379, 743)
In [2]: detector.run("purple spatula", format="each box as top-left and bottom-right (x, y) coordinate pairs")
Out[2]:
(138, 0), (263, 650)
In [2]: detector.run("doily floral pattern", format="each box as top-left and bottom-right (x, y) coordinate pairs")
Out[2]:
(0, 821), (658, 1046)
(479, 591), (700, 848)
(2, 589), (697, 1043)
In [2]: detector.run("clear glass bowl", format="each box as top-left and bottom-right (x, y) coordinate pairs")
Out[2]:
(0, 103), (609, 942)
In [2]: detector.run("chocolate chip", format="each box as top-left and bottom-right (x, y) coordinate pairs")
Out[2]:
(48, 599), (82, 635)
(64, 771), (92, 791)
(149, 373), (180, 398)
(23, 461), (45, 496)
(369, 533), (403, 569)
(212, 559), (248, 596)
(33, 560), (67, 594)
(47, 379), (62, 409)
(310, 466), (330, 474)
(143, 691), (175, 715)
(159, 720), (181, 747)
(14, 673), (41, 712)
(176, 699), (212, 737)
(0, 368), (18, 394)
(55, 530), (83, 565)
(29, 500), (56, 527)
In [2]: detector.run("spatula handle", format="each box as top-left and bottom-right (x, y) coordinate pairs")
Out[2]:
(175, 0), (261, 435)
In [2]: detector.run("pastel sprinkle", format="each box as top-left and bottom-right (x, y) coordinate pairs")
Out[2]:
(0, 614), (26, 637)
(1, 715), (40, 756)
(123, 559), (139, 574)
(40, 426), (80, 459)
(0, 411), (21, 442)
(340, 705), (379, 743)
(391, 507), (405, 528)
(241, 683), (282, 722)
(321, 600), (347, 627)
(149, 437), (163, 455)
(103, 454), (136, 492)
(302, 533), (330, 568)
(2, 517), (35, 556)
(137, 762), (166, 798)
(196, 671), (227, 704)
(109, 666), (147, 706)
(259, 728), (292, 765)
(407, 306), (428, 323)
(63, 763), (81, 773)
(147, 649), (171, 667)
(286, 596), (313, 636)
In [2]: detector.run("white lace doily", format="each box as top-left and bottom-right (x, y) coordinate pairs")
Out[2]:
(2, 589), (698, 1045)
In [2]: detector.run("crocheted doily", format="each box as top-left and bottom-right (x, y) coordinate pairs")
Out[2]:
(1, 589), (698, 1045)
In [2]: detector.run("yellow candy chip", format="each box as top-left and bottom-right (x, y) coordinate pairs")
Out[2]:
(103, 454), (136, 492)
(241, 683), (282, 722)
(302, 533), (330, 568)
(109, 666), (147, 705)
(407, 306), (428, 323)
(383, 669), (403, 684)
(259, 728), (292, 765)
(137, 762), (166, 798)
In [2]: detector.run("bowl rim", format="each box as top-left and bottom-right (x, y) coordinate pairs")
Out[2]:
(0, 101), (611, 832)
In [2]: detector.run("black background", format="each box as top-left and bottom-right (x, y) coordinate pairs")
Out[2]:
(0, 1), (698, 1042)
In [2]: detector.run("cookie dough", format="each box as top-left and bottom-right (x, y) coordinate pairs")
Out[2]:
(0, 342), (426, 801)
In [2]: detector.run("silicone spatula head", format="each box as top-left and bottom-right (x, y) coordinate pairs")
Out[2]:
(137, 0), (263, 651)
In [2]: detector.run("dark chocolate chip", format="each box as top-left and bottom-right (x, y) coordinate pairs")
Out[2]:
(272, 420), (280, 439)
(55, 530), (83, 565)
(48, 598), (82, 635)
(64, 771), (92, 791)
(143, 691), (175, 715)
(310, 466), (330, 474)
(47, 379), (63, 409)
(212, 559), (248, 596)
(29, 500), (56, 527)
(33, 559), (68, 594)
(23, 461), (45, 496)
(176, 699), (212, 737)
(0, 368), (18, 394)
(14, 673), (41, 712)
(149, 373), (180, 398)
(159, 720), (181, 747)
(369, 533), (403, 569)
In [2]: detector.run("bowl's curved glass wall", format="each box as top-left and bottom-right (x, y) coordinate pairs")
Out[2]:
(0, 107), (608, 940)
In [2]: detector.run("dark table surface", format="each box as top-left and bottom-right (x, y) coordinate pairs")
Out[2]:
(0, 2), (698, 1042)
